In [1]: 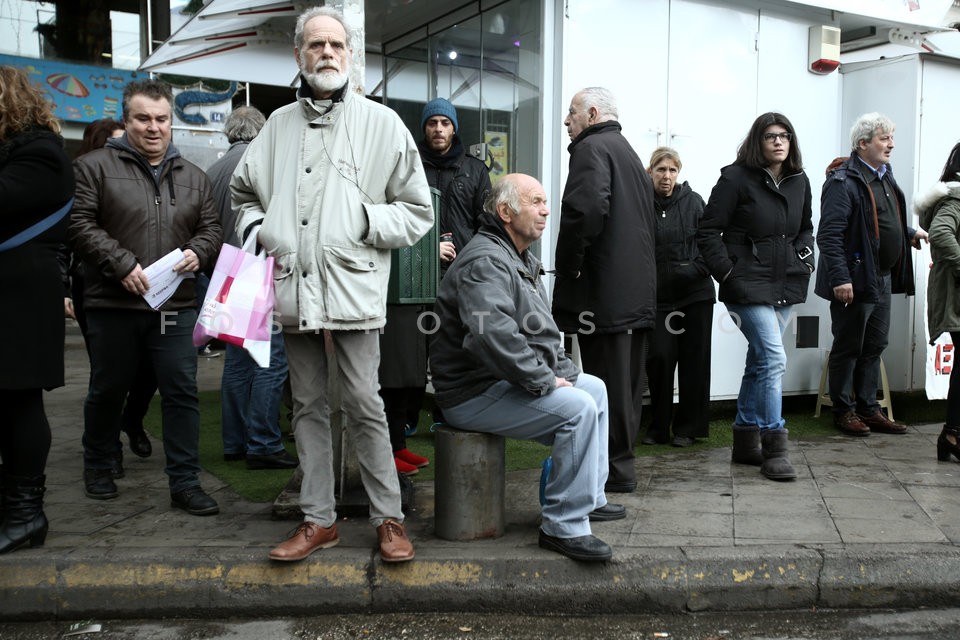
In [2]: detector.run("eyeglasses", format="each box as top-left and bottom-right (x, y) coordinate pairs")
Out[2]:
(763, 132), (792, 142)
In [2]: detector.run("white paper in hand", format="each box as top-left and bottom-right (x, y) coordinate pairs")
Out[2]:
(141, 248), (194, 310)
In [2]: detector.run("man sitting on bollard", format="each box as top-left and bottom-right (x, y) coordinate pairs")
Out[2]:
(430, 173), (622, 562)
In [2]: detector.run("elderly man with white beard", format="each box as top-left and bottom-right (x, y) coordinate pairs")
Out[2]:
(231, 6), (433, 564)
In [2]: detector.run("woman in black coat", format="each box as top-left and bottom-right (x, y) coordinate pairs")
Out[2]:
(697, 112), (814, 482)
(0, 65), (75, 553)
(643, 147), (715, 448)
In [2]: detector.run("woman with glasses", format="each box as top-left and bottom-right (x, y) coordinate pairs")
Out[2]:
(696, 112), (815, 481)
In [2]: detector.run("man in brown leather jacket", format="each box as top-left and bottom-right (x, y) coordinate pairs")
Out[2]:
(69, 79), (222, 515)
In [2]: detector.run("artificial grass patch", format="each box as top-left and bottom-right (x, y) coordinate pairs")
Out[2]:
(144, 389), (946, 502)
(143, 389), (296, 502)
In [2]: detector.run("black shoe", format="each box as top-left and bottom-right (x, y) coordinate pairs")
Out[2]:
(604, 480), (637, 494)
(110, 451), (125, 479)
(223, 452), (246, 462)
(671, 436), (695, 448)
(84, 468), (118, 500)
(170, 487), (219, 516)
(589, 503), (626, 522)
(641, 434), (668, 445)
(538, 530), (612, 562)
(126, 429), (152, 458)
(246, 450), (299, 470)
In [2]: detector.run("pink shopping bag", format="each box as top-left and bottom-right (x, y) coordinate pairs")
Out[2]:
(193, 239), (275, 367)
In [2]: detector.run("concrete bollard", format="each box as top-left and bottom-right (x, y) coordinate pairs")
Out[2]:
(434, 425), (506, 541)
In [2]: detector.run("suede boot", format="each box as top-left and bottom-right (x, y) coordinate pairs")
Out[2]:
(0, 474), (48, 554)
(760, 429), (796, 481)
(731, 425), (763, 466)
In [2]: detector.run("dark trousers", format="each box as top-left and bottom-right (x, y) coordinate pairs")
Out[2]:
(0, 388), (50, 478)
(947, 332), (960, 427)
(73, 274), (156, 440)
(646, 301), (713, 441)
(578, 329), (649, 485)
(828, 274), (891, 416)
(380, 386), (426, 452)
(83, 309), (201, 493)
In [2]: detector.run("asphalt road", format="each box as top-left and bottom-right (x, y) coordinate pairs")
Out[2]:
(5, 609), (960, 640)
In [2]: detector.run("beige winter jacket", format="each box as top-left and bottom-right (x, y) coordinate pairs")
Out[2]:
(231, 85), (433, 331)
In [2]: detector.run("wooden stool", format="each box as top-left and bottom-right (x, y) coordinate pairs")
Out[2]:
(814, 350), (893, 420)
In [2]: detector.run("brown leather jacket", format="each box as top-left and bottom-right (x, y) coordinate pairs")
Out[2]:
(68, 135), (222, 311)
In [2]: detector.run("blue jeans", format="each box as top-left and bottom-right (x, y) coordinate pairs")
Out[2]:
(83, 309), (201, 493)
(724, 304), (792, 431)
(828, 273), (891, 416)
(444, 373), (609, 539)
(221, 331), (289, 457)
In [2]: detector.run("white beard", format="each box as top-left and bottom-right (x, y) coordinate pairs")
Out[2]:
(302, 63), (348, 95)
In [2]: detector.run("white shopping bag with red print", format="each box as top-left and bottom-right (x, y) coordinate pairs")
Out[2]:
(193, 235), (275, 367)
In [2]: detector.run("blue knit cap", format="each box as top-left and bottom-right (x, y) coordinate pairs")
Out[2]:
(421, 98), (458, 133)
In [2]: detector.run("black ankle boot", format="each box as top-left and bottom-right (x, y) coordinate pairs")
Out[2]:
(0, 474), (48, 554)
(937, 425), (960, 462)
(760, 429), (797, 481)
(731, 424), (763, 466)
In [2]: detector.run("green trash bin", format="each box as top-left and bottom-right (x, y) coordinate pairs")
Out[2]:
(387, 187), (440, 304)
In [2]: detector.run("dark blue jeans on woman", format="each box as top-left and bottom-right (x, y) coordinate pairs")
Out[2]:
(82, 309), (202, 493)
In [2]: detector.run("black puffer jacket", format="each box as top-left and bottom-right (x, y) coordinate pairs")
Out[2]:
(653, 182), (715, 310)
(69, 134), (222, 311)
(552, 120), (657, 334)
(697, 164), (814, 306)
(418, 136), (491, 272)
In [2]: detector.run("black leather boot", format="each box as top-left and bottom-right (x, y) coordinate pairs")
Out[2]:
(731, 424), (763, 466)
(0, 474), (48, 554)
(760, 429), (796, 481)
(937, 425), (960, 462)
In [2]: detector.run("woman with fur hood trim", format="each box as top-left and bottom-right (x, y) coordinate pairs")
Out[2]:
(917, 142), (960, 463)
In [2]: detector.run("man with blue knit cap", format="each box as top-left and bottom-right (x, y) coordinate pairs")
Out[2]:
(378, 97), (492, 475)
(418, 97), (491, 267)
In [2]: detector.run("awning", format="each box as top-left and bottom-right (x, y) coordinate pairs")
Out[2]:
(140, 0), (306, 86)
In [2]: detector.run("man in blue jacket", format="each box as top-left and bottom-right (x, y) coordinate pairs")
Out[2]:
(816, 113), (926, 436)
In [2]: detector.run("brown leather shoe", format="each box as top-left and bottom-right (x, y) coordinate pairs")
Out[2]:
(834, 411), (870, 437)
(268, 522), (339, 562)
(858, 410), (907, 434)
(377, 519), (415, 563)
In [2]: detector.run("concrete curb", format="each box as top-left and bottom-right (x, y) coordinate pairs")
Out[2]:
(4, 543), (960, 620)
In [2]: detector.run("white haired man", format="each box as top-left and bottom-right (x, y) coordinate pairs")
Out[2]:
(231, 6), (433, 563)
(553, 87), (657, 494)
(816, 113), (926, 436)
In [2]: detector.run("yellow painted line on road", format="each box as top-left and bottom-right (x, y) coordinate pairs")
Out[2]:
(377, 561), (483, 586)
(225, 563), (366, 587)
(61, 564), (224, 587)
(0, 566), (57, 589)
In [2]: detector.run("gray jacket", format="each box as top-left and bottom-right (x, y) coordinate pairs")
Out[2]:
(430, 217), (580, 408)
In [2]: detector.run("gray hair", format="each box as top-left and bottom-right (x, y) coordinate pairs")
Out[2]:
(294, 6), (351, 50)
(577, 87), (618, 120)
(484, 176), (522, 219)
(849, 112), (894, 151)
(648, 146), (682, 173)
(223, 106), (265, 143)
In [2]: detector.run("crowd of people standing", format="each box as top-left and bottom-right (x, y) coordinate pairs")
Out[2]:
(4, 5), (960, 568)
